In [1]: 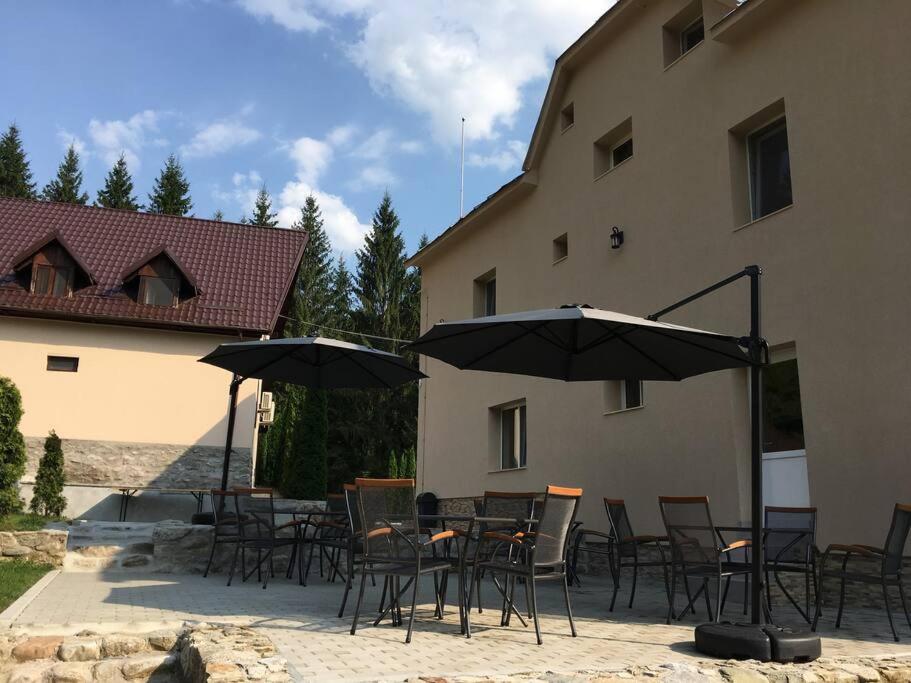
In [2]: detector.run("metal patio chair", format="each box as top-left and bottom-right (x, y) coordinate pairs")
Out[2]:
(658, 496), (751, 624)
(203, 489), (242, 581)
(349, 478), (460, 644)
(467, 485), (582, 644)
(764, 506), (818, 623)
(303, 492), (349, 585)
(813, 503), (911, 641)
(232, 487), (303, 589)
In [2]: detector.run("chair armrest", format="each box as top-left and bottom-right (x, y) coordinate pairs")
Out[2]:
(367, 527), (393, 539)
(853, 544), (885, 555)
(483, 531), (525, 546)
(825, 543), (881, 558)
(315, 520), (347, 529)
(425, 530), (458, 544)
(624, 534), (667, 544)
(275, 520), (305, 531)
(720, 539), (751, 553)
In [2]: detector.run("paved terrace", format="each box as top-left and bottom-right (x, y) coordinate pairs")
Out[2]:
(6, 570), (911, 681)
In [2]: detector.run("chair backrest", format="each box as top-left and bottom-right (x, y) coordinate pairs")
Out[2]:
(882, 503), (911, 574)
(480, 491), (537, 534)
(343, 484), (362, 534)
(532, 485), (582, 567)
(764, 506), (816, 564)
(659, 496), (721, 566)
(604, 498), (634, 542)
(355, 478), (418, 563)
(233, 487), (275, 540)
(210, 490), (238, 536)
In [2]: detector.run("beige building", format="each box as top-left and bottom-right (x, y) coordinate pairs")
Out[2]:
(0, 198), (305, 518)
(407, 0), (911, 544)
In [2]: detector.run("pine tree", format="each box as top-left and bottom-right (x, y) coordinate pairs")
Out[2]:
(0, 124), (37, 199)
(247, 187), (278, 227)
(147, 154), (192, 216)
(281, 388), (328, 500)
(0, 377), (27, 517)
(212, 209), (224, 221)
(42, 145), (88, 204)
(30, 430), (66, 517)
(96, 154), (140, 210)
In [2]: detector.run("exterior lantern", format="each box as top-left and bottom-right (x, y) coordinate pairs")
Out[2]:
(610, 225), (624, 249)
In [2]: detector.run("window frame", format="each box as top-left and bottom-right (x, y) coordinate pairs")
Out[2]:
(620, 379), (643, 410)
(747, 116), (792, 221)
(498, 401), (527, 471)
(47, 355), (79, 372)
(31, 263), (73, 297)
(552, 233), (569, 264)
(679, 16), (704, 55)
(138, 275), (179, 307)
(483, 278), (497, 317)
(610, 135), (634, 169)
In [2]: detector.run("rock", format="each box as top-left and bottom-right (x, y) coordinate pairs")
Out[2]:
(2, 545), (32, 557)
(146, 630), (179, 652)
(7, 662), (54, 683)
(46, 661), (94, 682)
(120, 554), (151, 568)
(12, 636), (64, 662)
(101, 635), (149, 658)
(838, 664), (882, 682)
(57, 638), (101, 662)
(126, 543), (154, 555)
(91, 659), (124, 681)
(720, 668), (770, 683)
(120, 652), (176, 680)
(203, 661), (247, 682)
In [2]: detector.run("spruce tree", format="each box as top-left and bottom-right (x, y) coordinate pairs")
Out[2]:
(147, 154), (192, 216)
(96, 154), (140, 210)
(387, 451), (399, 478)
(42, 145), (89, 204)
(30, 430), (66, 517)
(281, 388), (328, 500)
(212, 209), (224, 221)
(0, 124), (37, 199)
(247, 187), (278, 227)
(0, 377), (27, 517)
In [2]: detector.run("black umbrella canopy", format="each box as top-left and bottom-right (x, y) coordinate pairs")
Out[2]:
(199, 336), (426, 389)
(407, 305), (754, 382)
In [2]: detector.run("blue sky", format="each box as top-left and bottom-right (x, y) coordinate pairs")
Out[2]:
(1, 1), (611, 258)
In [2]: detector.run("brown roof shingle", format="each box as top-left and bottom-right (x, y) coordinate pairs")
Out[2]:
(0, 198), (307, 335)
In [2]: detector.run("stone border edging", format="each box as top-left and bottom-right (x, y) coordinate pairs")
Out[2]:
(0, 569), (60, 628)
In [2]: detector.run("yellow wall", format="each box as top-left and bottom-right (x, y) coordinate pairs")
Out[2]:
(0, 316), (259, 450)
(414, 0), (911, 545)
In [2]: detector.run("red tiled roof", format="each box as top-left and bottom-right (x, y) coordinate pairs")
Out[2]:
(0, 198), (307, 335)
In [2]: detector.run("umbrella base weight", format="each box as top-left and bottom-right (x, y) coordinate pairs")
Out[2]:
(694, 623), (821, 663)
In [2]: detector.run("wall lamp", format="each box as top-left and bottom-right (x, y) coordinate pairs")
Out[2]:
(610, 226), (625, 250)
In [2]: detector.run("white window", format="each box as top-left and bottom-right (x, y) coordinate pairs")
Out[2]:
(603, 379), (644, 413)
(499, 403), (527, 470)
(473, 269), (497, 318)
(594, 117), (633, 178)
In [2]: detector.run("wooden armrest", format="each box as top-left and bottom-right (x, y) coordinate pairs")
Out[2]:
(853, 544), (885, 554)
(483, 531), (525, 546)
(721, 540), (751, 552)
(367, 527), (393, 539)
(826, 543), (880, 558)
(315, 520), (347, 529)
(275, 520), (304, 531)
(427, 530), (457, 544)
(623, 534), (666, 544)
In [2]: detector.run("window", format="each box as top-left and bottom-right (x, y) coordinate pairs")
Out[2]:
(762, 357), (804, 454)
(594, 117), (633, 178)
(552, 233), (568, 263)
(748, 118), (792, 219)
(603, 379), (644, 413)
(473, 269), (497, 317)
(31, 264), (72, 297)
(47, 356), (78, 372)
(680, 17), (704, 55)
(499, 403), (527, 470)
(139, 275), (178, 306)
(560, 102), (575, 132)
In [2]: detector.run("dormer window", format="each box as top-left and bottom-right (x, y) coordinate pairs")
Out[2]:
(139, 274), (178, 306)
(12, 232), (95, 299)
(120, 247), (199, 308)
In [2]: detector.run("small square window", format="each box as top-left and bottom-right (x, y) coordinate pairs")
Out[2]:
(139, 275), (178, 306)
(594, 117), (633, 178)
(499, 403), (527, 470)
(603, 380), (644, 413)
(552, 233), (568, 263)
(560, 102), (575, 132)
(611, 137), (633, 167)
(47, 356), (79, 372)
(680, 17), (704, 55)
(748, 118), (792, 220)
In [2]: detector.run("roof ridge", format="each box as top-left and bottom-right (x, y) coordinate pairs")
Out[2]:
(0, 196), (301, 235)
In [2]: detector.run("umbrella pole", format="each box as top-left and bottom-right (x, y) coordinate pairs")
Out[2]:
(220, 375), (244, 491)
(747, 266), (764, 625)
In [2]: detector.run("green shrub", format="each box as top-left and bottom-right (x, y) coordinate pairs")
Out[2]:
(387, 450), (399, 478)
(0, 377), (27, 518)
(281, 387), (328, 500)
(30, 430), (66, 517)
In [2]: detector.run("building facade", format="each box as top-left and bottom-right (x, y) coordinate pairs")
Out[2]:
(407, 0), (911, 544)
(0, 198), (306, 516)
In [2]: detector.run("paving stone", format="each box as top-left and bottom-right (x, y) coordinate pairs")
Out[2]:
(12, 636), (64, 662)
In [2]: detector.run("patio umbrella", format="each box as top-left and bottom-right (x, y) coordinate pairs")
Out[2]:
(406, 266), (801, 653)
(199, 336), (426, 490)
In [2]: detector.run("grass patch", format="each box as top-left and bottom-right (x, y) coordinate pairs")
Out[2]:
(0, 513), (65, 531)
(0, 560), (53, 613)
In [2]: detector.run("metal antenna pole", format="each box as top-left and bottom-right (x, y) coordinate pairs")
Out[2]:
(459, 117), (466, 218)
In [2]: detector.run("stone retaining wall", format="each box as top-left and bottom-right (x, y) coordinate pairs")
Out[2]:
(0, 529), (67, 566)
(0, 623), (289, 682)
(24, 436), (252, 489)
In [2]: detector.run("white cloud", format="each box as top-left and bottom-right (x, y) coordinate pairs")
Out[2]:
(88, 109), (161, 169)
(57, 130), (87, 156)
(352, 128), (394, 160)
(213, 170), (263, 217)
(348, 164), (397, 192)
(277, 182), (370, 253)
(326, 124), (358, 147)
(289, 136), (333, 185)
(236, 1), (611, 146)
(179, 120), (261, 159)
(467, 140), (527, 172)
(399, 139), (424, 154)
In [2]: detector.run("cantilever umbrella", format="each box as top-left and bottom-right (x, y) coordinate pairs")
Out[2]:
(407, 267), (792, 649)
(199, 336), (426, 490)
